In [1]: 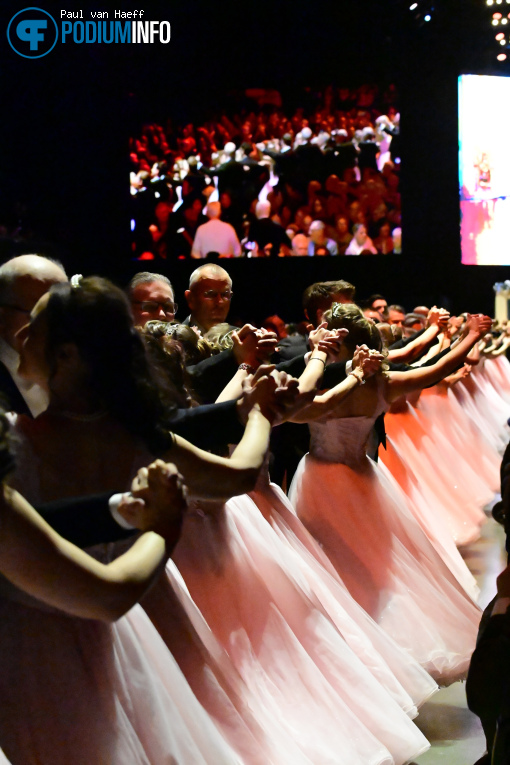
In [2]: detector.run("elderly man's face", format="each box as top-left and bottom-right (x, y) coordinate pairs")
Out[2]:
(130, 280), (176, 327)
(185, 276), (232, 332)
(0, 275), (62, 351)
(292, 236), (309, 256)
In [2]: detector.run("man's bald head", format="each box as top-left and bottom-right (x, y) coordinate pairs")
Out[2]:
(0, 254), (68, 349)
(186, 264), (232, 332)
(188, 264), (232, 290)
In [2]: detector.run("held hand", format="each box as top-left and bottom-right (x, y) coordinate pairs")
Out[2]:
(254, 328), (278, 363)
(361, 350), (384, 378)
(270, 370), (314, 425)
(236, 364), (278, 423)
(232, 324), (260, 367)
(352, 344), (371, 371)
(317, 328), (349, 359)
(464, 314), (492, 339)
(308, 322), (329, 352)
(119, 460), (187, 539)
(427, 306), (450, 328)
(232, 325), (278, 367)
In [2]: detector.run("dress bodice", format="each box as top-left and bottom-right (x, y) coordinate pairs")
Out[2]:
(308, 381), (387, 466)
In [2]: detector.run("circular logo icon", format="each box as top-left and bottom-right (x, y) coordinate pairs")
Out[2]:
(7, 7), (58, 58)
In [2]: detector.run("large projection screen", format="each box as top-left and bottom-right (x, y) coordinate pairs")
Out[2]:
(459, 74), (510, 265)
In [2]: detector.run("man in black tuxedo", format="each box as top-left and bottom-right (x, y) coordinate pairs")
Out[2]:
(0, 254), (68, 416)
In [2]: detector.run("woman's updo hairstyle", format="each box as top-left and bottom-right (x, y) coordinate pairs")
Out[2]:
(203, 323), (235, 354)
(45, 277), (176, 453)
(143, 321), (211, 366)
(322, 302), (383, 353)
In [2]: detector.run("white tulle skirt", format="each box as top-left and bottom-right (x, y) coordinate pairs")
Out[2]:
(290, 452), (481, 686)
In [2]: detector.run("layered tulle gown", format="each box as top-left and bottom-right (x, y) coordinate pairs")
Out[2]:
(0, 421), (242, 765)
(290, 380), (482, 686)
(171, 469), (436, 765)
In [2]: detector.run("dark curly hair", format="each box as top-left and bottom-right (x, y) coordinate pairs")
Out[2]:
(45, 277), (176, 453)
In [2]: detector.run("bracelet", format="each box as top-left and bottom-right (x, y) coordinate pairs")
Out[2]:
(308, 356), (326, 369)
(238, 363), (255, 373)
(349, 370), (365, 385)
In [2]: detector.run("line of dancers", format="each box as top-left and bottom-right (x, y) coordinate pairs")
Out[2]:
(0, 256), (508, 763)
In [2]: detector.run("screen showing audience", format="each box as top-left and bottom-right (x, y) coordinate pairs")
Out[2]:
(129, 85), (401, 260)
(459, 74), (510, 265)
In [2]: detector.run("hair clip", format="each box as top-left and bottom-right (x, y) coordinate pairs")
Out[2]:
(70, 274), (83, 289)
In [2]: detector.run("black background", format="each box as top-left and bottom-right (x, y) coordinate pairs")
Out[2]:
(1, 0), (509, 323)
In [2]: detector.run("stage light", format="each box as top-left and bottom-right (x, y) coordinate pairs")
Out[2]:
(501, 38), (507, 43)
(502, 17), (508, 23)
(496, 31), (505, 37)
(493, 18), (500, 23)
(497, 52), (507, 59)
(409, 2), (417, 8)
(497, 0), (503, 5)
(488, 0), (494, 5)
(424, 14), (431, 20)
(493, 12), (503, 18)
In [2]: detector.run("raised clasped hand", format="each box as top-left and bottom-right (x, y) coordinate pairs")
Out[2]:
(118, 460), (187, 539)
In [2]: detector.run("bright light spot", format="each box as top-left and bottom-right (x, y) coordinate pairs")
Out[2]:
(496, 31), (505, 37)
(424, 14), (431, 20)
(497, 0), (503, 4)
(488, 0), (494, 5)
(502, 17), (508, 23)
(501, 38), (507, 43)
(409, 2), (417, 8)
(130, 219), (135, 231)
(497, 52), (507, 59)
(493, 18), (500, 23)
(494, 12), (503, 17)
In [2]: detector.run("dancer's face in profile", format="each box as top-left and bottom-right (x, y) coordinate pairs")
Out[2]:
(17, 293), (51, 388)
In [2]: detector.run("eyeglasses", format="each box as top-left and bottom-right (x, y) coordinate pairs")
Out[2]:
(132, 301), (177, 315)
(201, 290), (233, 301)
(0, 304), (31, 314)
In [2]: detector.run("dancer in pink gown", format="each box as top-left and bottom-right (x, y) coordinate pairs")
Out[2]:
(0, 409), (237, 764)
(290, 304), (491, 685)
(135, 324), (433, 762)
(2, 277), (293, 764)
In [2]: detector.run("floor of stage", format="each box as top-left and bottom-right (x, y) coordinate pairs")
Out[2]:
(413, 508), (506, 765)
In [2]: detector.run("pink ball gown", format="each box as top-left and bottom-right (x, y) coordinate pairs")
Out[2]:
(383, 397), (487, 546)
(1, 420), (240, 765)
(290, 379), (482, 686)
(171, 477), (434, 765)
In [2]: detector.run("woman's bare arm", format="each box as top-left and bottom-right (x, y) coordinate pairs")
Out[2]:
(0, 485), (169, 622)
(386, 314), (491, 402)
(166, 407), (271, 499)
